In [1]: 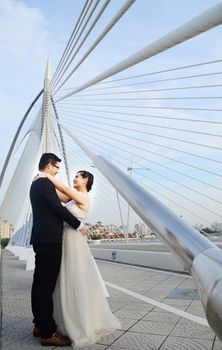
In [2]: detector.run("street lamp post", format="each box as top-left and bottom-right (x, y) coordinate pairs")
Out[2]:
(126, 165), (150, 243)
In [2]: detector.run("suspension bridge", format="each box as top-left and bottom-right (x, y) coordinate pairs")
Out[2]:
(1, 1), (222, 349)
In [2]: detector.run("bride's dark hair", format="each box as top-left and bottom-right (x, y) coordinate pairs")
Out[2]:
(78, 170), (94, 192)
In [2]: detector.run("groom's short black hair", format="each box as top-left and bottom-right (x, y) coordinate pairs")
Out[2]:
(38, 153), (61, 170)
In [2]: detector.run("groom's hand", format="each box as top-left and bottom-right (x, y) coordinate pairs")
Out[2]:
(80, 224), (88, 237)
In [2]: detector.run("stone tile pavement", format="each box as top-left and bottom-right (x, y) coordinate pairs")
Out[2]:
(1, 249), (222, 349)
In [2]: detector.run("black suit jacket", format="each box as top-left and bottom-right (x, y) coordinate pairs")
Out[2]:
(30, 178), (81, 245)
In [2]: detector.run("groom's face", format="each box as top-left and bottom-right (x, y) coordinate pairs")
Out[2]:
(48, 161), (60, 176)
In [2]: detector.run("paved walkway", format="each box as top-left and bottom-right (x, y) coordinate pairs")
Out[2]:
(2, 250), (222, 349)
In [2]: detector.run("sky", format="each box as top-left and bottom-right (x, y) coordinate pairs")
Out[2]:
(0, 0), (222, 229)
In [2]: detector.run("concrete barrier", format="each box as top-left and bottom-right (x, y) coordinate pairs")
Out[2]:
(6, 244), (188, 273)
(26, 248), (35, 271)
(19, 247), (32, 261)
(90, 248), (188, 273)
(13, 246), (24, 257)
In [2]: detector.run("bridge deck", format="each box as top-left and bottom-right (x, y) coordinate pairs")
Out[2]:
(2, 250), (222, 350)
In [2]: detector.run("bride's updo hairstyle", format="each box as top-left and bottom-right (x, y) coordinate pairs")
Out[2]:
(78, 170), (94, 192)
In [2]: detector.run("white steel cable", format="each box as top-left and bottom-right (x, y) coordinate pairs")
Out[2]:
(57, 101), (222, 113)
(74, 133), (222, 208)
(52, 0), (101, 90)
(73, 84), (222, 97)
(74, 71), (222, 91)
(53, 0), (136, 94)
(58, 104), (222, 125)
(60, 109), (222, 139)
(62, 116), (222, 154)
(94, 59), (222, 85)
(51, 0), (91, 86)
(65, 133), (212, 225)
(56, 3), (222, 101)
(63, 122), (222, 192)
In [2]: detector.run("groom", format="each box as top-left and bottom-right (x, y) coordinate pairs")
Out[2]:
(30, 153), (87, 347)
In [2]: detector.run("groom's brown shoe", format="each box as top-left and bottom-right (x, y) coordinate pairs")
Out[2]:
(33, 326), (68, 340)
(41, 332), (71, 347)
(56, 331), (71, 341)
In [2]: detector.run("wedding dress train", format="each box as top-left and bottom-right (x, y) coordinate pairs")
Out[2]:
(53, 200), (120, 347)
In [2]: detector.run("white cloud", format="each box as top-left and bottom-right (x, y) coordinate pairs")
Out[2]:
(0, 0), (50, 58)
(0, 0), (53, 162)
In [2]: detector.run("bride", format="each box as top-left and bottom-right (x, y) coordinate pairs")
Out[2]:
(40, 170), (121, 347)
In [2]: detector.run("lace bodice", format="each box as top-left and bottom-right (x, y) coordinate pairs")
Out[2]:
(65, 200), (88, 223)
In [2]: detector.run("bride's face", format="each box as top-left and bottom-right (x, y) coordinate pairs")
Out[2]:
(73, 173), (86, 190)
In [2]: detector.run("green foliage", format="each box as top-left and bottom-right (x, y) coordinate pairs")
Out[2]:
(91, 234), (102, 240)
(201, 227), (215, 234)
(1, 238), (10, 249)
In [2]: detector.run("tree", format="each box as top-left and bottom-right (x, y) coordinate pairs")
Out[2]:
(1, 238), (10, 249)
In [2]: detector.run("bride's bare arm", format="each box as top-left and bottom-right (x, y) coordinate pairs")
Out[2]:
(45, 174), (90, 210)
(56, 190), (71, 204)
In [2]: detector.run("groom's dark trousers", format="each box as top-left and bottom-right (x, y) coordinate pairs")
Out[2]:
(30, 178), (81, 338)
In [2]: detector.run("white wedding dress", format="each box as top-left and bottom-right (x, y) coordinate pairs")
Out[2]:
(53, 200), (121, 347)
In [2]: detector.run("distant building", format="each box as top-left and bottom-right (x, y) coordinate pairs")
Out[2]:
(211, 222), (222, 234)
(0, 218), (14, 239)
(87, 221), (155, 240)
(134, 222), (153, 238)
